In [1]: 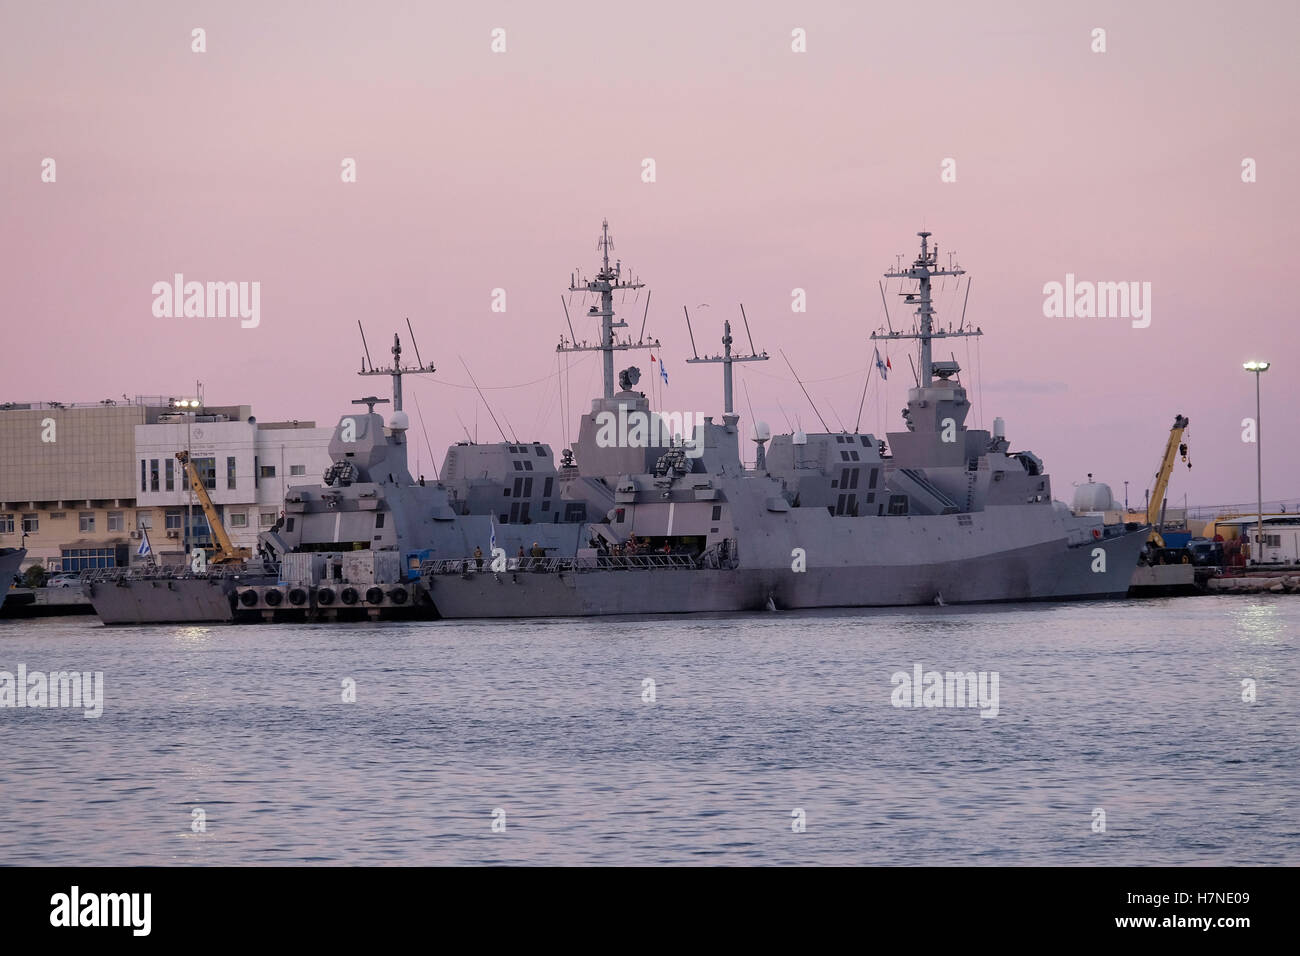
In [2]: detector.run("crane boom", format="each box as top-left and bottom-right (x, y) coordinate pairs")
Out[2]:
(1146, 414), (1190, 548)
(176, 451), (251, 564)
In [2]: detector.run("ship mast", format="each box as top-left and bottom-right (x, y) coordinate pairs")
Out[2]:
(871, 231), (980, 387)
(358, 330), (433, 413)
(685, 307), (768, 417)
(557, 220), (659, 399)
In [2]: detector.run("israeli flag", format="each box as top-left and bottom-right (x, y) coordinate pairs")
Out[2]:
(659, 358), (669, 386)
(874, 346), (889, 381)
(489, 518), (496, 554)
(137, 528), (152, 557)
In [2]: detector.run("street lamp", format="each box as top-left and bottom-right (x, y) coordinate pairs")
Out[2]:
(1243, 361), (1270, 566)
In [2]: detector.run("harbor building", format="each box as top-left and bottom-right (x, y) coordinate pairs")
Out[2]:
(0, 398), (332, 571)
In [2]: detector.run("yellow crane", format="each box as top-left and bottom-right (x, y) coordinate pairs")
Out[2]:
(1146, 414), (1191, 552)
(176, 451), (251, 565)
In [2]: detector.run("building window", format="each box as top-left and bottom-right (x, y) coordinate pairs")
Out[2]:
(254, 456), (259, 489)
(137, 513), (153, 530)
(165, 458), (174, 491)
(141, 460), (147, 492)
(290, 465), (306, 476)
(0, 514), (12, 534)
(260, 464), (276, 479)
(22, 514), (39, 534)
(229, 512), (247, 528)
(49, 511), (66, 520)
(165, 511), (182, 531)
(150, 458), (160, 492)
(60, 546), (119, 572)
(194, 457), (217, 490)
(79, 512), (95, 533)
(107, 512), (124, 532)
(259, 511), (276, 528)
(227, 456), (237, 490)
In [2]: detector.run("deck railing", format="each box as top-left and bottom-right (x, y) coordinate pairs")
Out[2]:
(80, 561), (277, 584)
(422, 553), (700, 575)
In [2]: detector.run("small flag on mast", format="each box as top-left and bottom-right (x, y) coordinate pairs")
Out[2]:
(874, 347), (890, 381)
(137, 528), (152, 558)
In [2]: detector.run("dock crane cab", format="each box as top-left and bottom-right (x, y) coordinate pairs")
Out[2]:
(1142, 414), (1192, 565)
(176, 451), (252, 566)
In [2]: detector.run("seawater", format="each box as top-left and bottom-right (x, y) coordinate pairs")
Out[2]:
(0, 595), (1295, 865)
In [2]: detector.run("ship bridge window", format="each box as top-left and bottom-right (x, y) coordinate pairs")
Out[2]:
(543, 477), (553, 497)
(513, 461), (523, 471)
(375, 512), (385, 528)
(869, 468), (879, 490)
(712, 505), (722, 521)
(535, 446), (546, 456)
(888, 494), (909, 516)
(523, 460), (534, 471)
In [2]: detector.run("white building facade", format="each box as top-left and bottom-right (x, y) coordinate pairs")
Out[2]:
(134, 414), (334, 560)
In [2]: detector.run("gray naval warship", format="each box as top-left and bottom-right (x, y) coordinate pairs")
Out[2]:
(421, 226), (1148, 617)
(86, 224), (1147, 624)
(84, 333), (584, 624)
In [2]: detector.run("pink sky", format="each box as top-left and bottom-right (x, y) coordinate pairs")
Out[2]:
(3, 0), (1296, 509)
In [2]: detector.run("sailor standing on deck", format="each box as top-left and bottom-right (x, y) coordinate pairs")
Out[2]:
(474, 546), (483, 571)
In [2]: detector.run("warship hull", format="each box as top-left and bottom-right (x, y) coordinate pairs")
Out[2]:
(0, 548), (27, 611)
(426, 525), (1149, 618)
(85, 574), (261, 625)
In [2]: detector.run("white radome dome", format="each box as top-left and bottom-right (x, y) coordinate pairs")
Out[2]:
(753, 421), (771, 442)
(1071, 480), (1114, 512)
(389, 410), (410, 431)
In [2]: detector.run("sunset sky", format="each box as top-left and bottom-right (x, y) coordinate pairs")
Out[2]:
(3, 0), (1296, 509)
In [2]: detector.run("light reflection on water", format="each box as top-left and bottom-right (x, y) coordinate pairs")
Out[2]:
(0, 594), (1296, 865)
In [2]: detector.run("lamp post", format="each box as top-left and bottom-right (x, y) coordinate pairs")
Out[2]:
(1124, 480), (1129, 513)
(1244, 361), (1270, 566)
